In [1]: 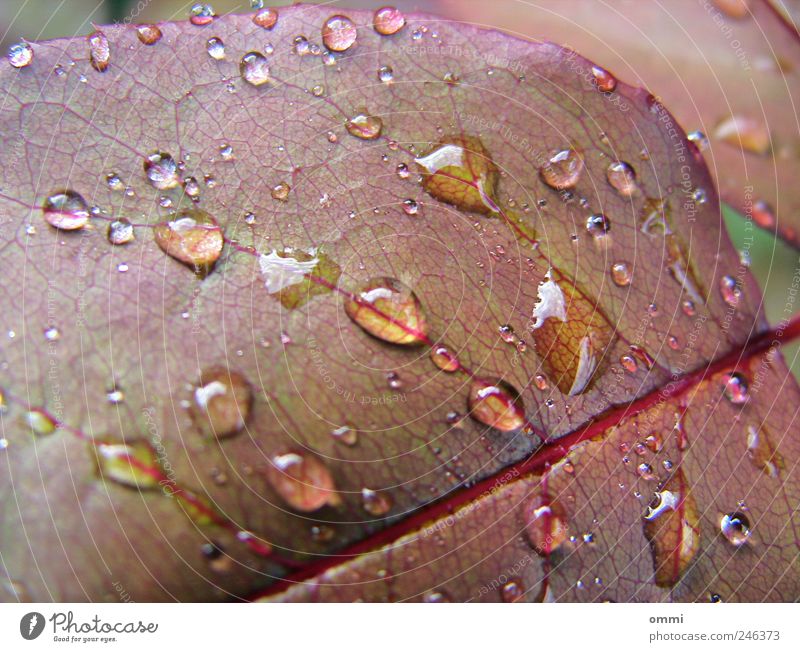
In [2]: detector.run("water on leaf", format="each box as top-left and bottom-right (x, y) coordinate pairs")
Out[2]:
(373, 6), (406, 35)
(153, 208), (224, 270)
(240, 51), (270, 86)
(322, 15), (357, 52)
(344, 277), (428, 345)
(266, 450), (341, 512)
(467, 378), (525, 432)
(43, 190), (90, 230)
(192, 367), (253, 439)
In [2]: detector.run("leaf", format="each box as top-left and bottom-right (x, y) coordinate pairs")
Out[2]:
(438, 0), (800, 248)
(0, 5), (795, 602)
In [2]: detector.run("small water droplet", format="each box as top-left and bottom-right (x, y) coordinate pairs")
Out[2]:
(192, 368), (252, 439)
(270, 181), (290, 201)
(430, 345), (460, 372)
(422, 589), (450, 603)
(106, 386), (125, 404)
(362, 487), (392, 516)
(591, 65), (617, 92)
(467, 378), (525, 432)
(719, 275), (741, 306)
(620, 353), (638, 373)
(746, 424), (784, 478)
(720, 512), (751, 546)
(266, 450), (340, 512)
(644, 433), (662, 452)
(721, 371), (749, 405)
(378, 65), (394, 83)
(206, 37), (225, 59)
(144, 152), (179, 190)
(346, 112), (383, 140)
(107, 218), (134, 245)
(94, 439), (161, 489)
(25, 409), (57, 435)
(606, 161), (637, 196)
(611, 262), (632, 287)
(402, 199), (419, 215)
(252, 7), (278, 29)
(501, 578), (525, 603)
(687, 130), (708, 151)
(190, 3), (216, 26)
(331, 425), (358, 446)
(240, 51), (270, 86)
(43, 326), (60, 341)
(43, 189), (90, 230)
(524, 493), (568, 556)
(540, 149), (583, 190)
(586, 213), (610, 238)
(8, 42), (33, 68)
(88, 31), (110, 72)
(344, 277), (428, 345)
(136, 25), (163, 45)
(374, 6), (406, 35)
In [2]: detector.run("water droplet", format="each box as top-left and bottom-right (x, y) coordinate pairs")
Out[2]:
(331, 425), (358, 446)
(94, 439), (161, 490)
(530, 270), (613, 395)
(721, 371), (749, 405)
(644, 432), (662, 452)
(373, 6), (406, 35)
(591, 65), (617, 92)
(606, 161), (637, 196)
(42, 189), (90, 230)
(719, 275), (741, 306)
(752, 200), (776, 229)
(611, 262), (631, 287)
(346, 112), (383, 140)
(681, 299), (696, 316)
(378, 65), (394, 82)
(415, 135), (498, 214)
(637, 462), (655, 480)
(144, 152), (179, 190)
(88, 31), (110, 72)
(322, 15), (357, 52)
(192, 368), (252, 439)
(24, 408), (57, 435)
(524, 493), (568, 556)
(8, 42), (33, 68)
(266, 451), (340, 512)
(387, 371), (402, 389)
(540, 149), (583, 190)
(43, 326), (60, 341)
(586, 213), (610, 238)
(270, 181), (290, 201)
(106, 387), (125, 404)
(620, 354), (638, 373)
(153, 208), (224, 271)
(746, 424), (784, 478)
(642, 469), (700, 588)
(362, 487), (392, 516)
(240, 51), (270, 86)
(310, 524), (336, 542)
(501, 578), (525, 603)
(344, 277), (428, 345)
(430, 345), (460, 372)
(136, 25), (163, 45)
(534, 374), (548, 390)
(252, 7), (278, 29)
(402, 199), (419, 215)
(714, 115), (770, 155)
(720, 512), (751, 546)
(107, 218), (134, 245)
(206, 37), (225, 59)
(687, 130), (708, 151)
(467, 378), (525, 432)
(190, 3), (216, 26)
(422, 589), (450, 603)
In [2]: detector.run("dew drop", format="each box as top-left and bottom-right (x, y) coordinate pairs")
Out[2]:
(44, 326), (61, 341)
(752, 200), (776, 230)
(644, 432), (662, 452)
(24, 409), (57, 435)
(467, 378), (525, 432)
(524, 493), (568, 556)
(687, 130), (709, 151)
(396, 162), (409, 179)
(620, 354), (638, 373)
(719, 275), (741, 306)
(107, 218), (134, 245)
(344, 277), (428, 345)
(430, 345), (460, 372)
(206, 37), (225, 59)
(606, 161), (637, 196)
(746, 424), (784, 478)
(266, 450), (340, 512)
(136, 25), (163, 45)
(253, 7), (278, 29)
(331, 425), (358, 446)
(378, 65), (394, 83)
(144, 152), (179, 190)
(346, 112), (383, 140)
(322, 15), (357, 52)
(362, 487), (392, 516)
(540, 149), (583, 190)
(88, 31), (110, 72)
(42, 189), (90, 230)
(415, 135), (498, 214)
(501, 578), (525, 603)
(153, 208), (224, 271)
(8, 42), (33, 68)
(534, 374), (548, 390)
(270, 181), (290, 201)
(586, 213), (610, 238)
(423, 589), (450, 603)
(720, 512), (751, 546)
(190, 3), (216, 26)
(721, 371), (749, 405)
(402, 199), (419, 215)
(94, 439), (161, 490)
(106, 387), (125, 404)
(374, 6), (406, 35)
(591, 65), (617, 92)
(611, 262), (632, 287)
(192, 368), (252, 439)
(240, 51), (270, 86)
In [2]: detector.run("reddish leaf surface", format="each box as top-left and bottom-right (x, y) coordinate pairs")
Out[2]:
(439, 0), (800, 248)
(0, 4), (795, 602)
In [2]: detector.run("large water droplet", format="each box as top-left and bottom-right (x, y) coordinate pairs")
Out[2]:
(8, 42), (33, 68)
(540, 149), (583, 190)
(322, 15), (357, 52)
(606, 161), (637, 196)
(524, 493), (568, 556)
(265, 450), (341, 512)
(136, 25), (163, 45)
(720, 512), (752, 546)
(192, 368), (252, 439)
(642, 469), (700, 588)
(42, 189), (90, 230)
(94, 439), (161, 490)
(373, 6), (406, 35)
(346, 112), (383, 140)
(190, 3), (216, 26)
(206, 37), (225, 60)
(153, 208), (224, 271)
(530, 270), (613, 395)
(430, 345), (460, 372)
(107, 218), (135, 245)
(240, 51), (270, 86)
(144, 152), (179, 190)
(467, 378), (525, 432)
(88, 31), (110, 72)
(344, 277), (428, 345)
(253, 7), (278, 29)
(415, 135), (498, 214)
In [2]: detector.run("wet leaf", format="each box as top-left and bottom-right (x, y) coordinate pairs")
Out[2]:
(0, 5), (795, 602)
